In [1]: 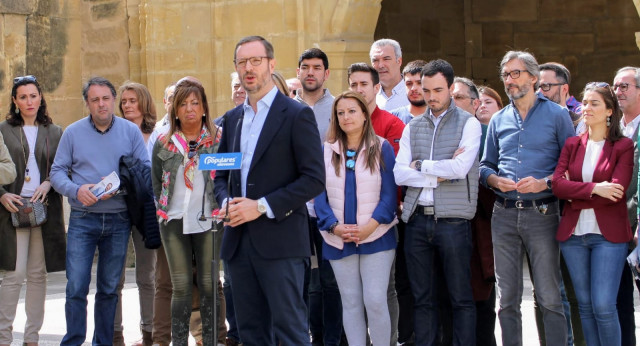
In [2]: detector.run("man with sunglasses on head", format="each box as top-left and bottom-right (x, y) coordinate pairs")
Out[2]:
(479, 51), (574, 346)
(613, 66), (640, 346)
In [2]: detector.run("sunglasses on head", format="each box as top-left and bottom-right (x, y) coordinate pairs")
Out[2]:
(188, 140), (198, 159)
(586, 82), (609, 88)
(13, 75), (37, 85)
(346, 149), (356, 171)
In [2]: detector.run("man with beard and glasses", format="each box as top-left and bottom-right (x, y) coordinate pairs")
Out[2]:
(539, 63), (582, 132)
(391, 60), (427, 124)
(293, 47), (342, 346)
(480, 51), (573, 346)
(614, 66), (640, 346)
(371, 39), (409, 111)
(394, 59), (481, 345)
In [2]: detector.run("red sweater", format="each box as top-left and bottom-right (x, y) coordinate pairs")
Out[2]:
(371, 106), (405, 156)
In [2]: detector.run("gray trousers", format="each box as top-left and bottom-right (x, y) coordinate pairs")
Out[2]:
(491, 201), (567, 346)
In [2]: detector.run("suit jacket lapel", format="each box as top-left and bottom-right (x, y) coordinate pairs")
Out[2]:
(249, 93), (286, 172)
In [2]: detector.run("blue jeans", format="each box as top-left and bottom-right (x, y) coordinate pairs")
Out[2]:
(404, 214), (476, 346)
(308, 217), (343, 346)
(61, 210), (131, 346)
(561, 234), (627, 346)
(491, 201), (566, 346)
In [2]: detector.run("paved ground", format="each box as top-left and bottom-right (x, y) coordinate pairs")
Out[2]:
(4, 264), (640, 345)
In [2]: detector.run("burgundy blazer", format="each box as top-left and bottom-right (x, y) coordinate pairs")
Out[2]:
(552, 134), (634, 243)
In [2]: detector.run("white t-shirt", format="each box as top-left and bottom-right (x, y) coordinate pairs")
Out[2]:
(20, 126), (41, 197)
(574, 139), (605, 236)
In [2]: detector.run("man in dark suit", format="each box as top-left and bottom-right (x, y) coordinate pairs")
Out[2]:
(214, 35), (325, 346)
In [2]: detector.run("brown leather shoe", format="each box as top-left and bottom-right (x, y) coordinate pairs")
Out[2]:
(131, 330), (153, 346)
(113, 330), (125, 346)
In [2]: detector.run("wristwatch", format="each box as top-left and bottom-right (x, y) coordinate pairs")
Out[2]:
(544, 177), (552, 190)
(257, 198), (267, 214)
(414, 160), (422, 172)
(328, 221), (339, 234)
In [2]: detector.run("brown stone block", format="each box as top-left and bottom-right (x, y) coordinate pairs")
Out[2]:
(420, 19), (440, 53)
(608, 0), (640, 18)
(471, 57), (501, 81)
(91, 2), (121, 21)
(513, 20), (593, 34)
(514, 32), (594, 56)
(482, 22), (513, 57)
(538, 0), (606, 20)
(472, 0), (536, 22)
(84, 52), (121, 70)
(4, 33), (26, 58)
(0, 0), (32, 15)
(223, 3), (286, 35)
(595, 19), (640, 53)
(381, 14), (421, 54)
(441, 20), (465, 56)
(466, 23), (482, 58)
(83, 26), (127, 47)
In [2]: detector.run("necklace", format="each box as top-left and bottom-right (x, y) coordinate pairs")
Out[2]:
(19, 128), (31, 182)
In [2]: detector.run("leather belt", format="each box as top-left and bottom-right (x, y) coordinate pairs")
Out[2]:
(495, 195), (557, 209)
(415, 205), (435, 215)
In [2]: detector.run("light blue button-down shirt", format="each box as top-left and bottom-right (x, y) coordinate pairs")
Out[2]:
(239, 86), (279, 217)
(479, 93), (574, 200)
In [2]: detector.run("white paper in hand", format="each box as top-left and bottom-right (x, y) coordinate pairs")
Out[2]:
(90, 171), (120, 198)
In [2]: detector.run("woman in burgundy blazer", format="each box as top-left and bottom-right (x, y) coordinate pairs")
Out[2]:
(552, 82), (633, 345)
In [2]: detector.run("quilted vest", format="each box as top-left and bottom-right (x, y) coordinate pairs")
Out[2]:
(401, 101), (478, 222)
(321, 137), (398, 249)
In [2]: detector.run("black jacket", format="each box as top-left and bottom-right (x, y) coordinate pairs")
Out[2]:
(119, 155), (161, 249)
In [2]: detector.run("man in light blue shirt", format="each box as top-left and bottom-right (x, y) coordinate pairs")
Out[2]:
(479, 51), (573, 346)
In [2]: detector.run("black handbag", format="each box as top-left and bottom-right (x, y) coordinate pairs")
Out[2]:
(11, 198), (47, 228)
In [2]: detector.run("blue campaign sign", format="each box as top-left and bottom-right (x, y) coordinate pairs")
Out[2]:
(198, 153), (243, 170)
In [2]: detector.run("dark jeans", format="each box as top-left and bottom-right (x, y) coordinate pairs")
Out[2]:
(405, 214), (475, 346)
(160, 219), (214, 346)
(395, 220), (415, 344)
(62, 210), (131, 346)
(617, 247), (637, 346)
(309, 217), (343, 346)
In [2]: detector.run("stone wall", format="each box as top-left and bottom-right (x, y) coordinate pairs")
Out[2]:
(2, 0), (640, 127)
(376, 0), (640, 102)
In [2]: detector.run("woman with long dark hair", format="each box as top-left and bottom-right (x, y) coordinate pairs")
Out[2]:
(314, 90), (397, 346)
(553, 82), (634, 345)
(0, 75), (66, 345)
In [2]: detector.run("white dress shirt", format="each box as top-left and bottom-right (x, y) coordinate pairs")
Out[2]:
(394, 109), (482, 206)
(376, 79), (409, 111)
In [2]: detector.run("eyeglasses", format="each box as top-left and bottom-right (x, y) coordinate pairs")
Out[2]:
(612, 82), (640, 92)
(453, 94), (475, 101)
(539, 83), (564, 91)
(188, 140), (198, 159)
(234, 56), (269, 68)
(345, 149), (356, 171)
(13, 75), (37, 85)
(500, 69), (527, 80)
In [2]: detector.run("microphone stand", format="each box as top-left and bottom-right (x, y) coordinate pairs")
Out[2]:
(203, 111), (242, 345)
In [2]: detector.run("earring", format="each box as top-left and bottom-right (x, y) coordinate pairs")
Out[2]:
(606, 116), (611, 127)
(15, 108), (19, 115)
(202, 113), (206, 117)
(175, 117), (179, 120)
